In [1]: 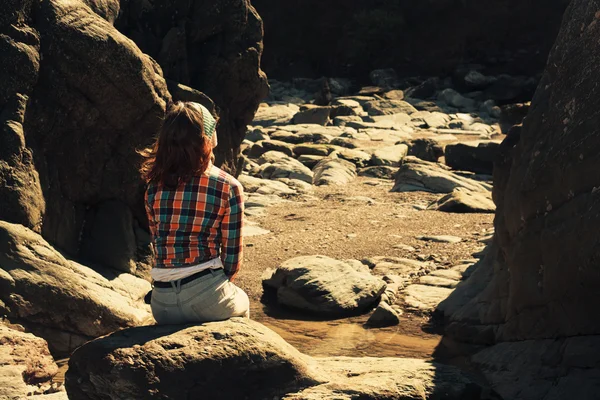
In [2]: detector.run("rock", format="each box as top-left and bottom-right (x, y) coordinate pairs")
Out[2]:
(66, 318), (492, 400)
(362, 127), (413, 142)
(270, 130), (332, 144)
(293, 144), (336, 157)
(410, 111), (451, 129)
(237, 174), (296, 195)
(259, 152), (314, 183)
(293, 106), (332, 125)
(365, 112), (413, 127)
(118, 0), (269, 171)
(392, 157), (491, 193)
(429, 188), (496, 213)
(499, 102), (530, 133)
(276, 124), (349, 138)
(438, 88), (476, 110)
(1, 0), (171, 265)
(445, 141), (500, 174)
(403, 284), (454, 312)
(330, 137), (358, 148)
(66, 319), (324, 400)
(253, 103), (300, 126)
(366, 302), (401, 327)
(261, 140), (296, 157)
(417, 235), (463, 243)
(358, 166), (397, 179)
(262, 255), (386, 317)
(0, 222), (152, 355)
(367, 256), (434, 279)
(419, 275), (460, 288)
(364, 99), (418, 116)
(404, 138), (444, 162)
(464, 70), (496, 89)
(0, 324), (58, 399)
(333, 115), (364, 127)
(79, 200), (137, 274)
(333, 148), (372, 168)
(371, 144), (409, 167)
(312, 158), (357, 186)
(246, 128), (270, 142)
(430, 268), (464, 281)
(298, 155), (326, 169)
(382, 89), (405, 100)
(369, 68), (400, 88)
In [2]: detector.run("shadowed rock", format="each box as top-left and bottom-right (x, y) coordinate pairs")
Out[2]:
(65, 318), (496, 400)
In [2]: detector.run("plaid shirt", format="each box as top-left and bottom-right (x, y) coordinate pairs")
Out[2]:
(145, 164), (244, 279)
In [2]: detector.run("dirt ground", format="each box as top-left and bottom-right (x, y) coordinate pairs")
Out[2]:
(234, 176), (493, 358)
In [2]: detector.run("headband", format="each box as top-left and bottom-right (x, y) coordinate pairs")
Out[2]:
(191, 102), (217, 139)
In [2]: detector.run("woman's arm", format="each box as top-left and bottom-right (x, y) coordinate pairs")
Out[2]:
(221, 183), (244, 280)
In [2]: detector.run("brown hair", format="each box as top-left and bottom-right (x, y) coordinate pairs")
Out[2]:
(139, 101), (213, 187)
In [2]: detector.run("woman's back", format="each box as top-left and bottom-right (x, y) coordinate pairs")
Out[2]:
(145, 164), (244, 276)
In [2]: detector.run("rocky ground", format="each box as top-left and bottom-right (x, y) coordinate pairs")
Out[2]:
(228, 69), (520, 360)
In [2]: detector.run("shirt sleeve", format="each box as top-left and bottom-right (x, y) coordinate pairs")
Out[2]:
(221, 182), (244, 280)
(144, 190), (157, 240)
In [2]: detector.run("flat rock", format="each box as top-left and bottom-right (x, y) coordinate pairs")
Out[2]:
(0, 222), (152, 355)
(404, 138), (444, 162)
(262, 255), (386, 317)
(428, 188), (496, 213)
(419, 275), (460, 288)
(253, 103), (300, 126)
(358, 166), (397, 179)
(366, 256), (434, 278)
(298, 154), (326, 169)
(371, 144), (409, 167)
(293, 144), (336, 157)
(293, 106), (331, 125)
(245, 128), (270, 142)
(270, 130), (332, 144)
(363, 127), (413, 142)
(65, 319), (492, 400)
(417, 235), (463, 243)
(312, 158), (357, 186)
(333, 148), (372, 168)
(403, 284), (454, 312)
(364, 99), (418, 116)
(392, 156), (491, 193)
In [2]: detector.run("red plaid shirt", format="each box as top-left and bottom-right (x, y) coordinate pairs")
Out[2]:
(145, 164), (244, 279)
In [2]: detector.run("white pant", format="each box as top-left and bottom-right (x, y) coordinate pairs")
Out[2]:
(151, 269), (249, 324)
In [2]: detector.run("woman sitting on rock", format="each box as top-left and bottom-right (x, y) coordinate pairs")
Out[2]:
(140, 101), (249, 324)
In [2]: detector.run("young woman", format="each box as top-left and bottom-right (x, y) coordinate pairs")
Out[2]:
(140, 101), (249, 324)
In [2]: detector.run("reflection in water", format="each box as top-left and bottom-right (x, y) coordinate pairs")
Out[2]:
(251, 303), (440, 359)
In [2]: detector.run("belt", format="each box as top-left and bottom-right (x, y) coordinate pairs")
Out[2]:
(153, 268), (218, 288)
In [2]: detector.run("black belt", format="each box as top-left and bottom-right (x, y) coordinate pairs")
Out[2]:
(153, 268), (218, 288)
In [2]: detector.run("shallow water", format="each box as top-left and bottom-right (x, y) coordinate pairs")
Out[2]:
(251, 303), (440, 359)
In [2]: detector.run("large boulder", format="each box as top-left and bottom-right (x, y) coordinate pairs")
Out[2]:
(0, 324), (59, 399)
(1, 0), (268, 282)
(0, 222), (152, 355)
(117, 0), (269, 173)
(438, 1), (600, 398)
(262, 255), (386, 317)
(392, 157), (491, 193)
(312, 157), (357, 186)
(66, 318), (494, 400)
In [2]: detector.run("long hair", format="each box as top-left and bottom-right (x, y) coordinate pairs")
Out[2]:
(139, 101), (213, 187)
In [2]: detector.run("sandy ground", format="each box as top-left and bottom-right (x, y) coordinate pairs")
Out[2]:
(234, 176), (493, 358)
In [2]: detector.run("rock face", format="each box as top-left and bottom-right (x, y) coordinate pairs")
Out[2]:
(262, 255), (386, 317)
(438, 1), (600, 398)
(0, 222), (152, 355)
(0, 324), (59, 399)
(251, 0), (568, 79)
(117, 0), (269, 173)
(1, 0), (267, 282)
(66, 318), (495, 400)
(445, 142), (500, 175)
